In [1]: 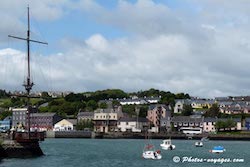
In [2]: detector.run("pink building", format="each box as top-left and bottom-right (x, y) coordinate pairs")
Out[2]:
(147, 105), (171, 128)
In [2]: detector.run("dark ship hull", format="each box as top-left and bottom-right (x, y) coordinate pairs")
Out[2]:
(1, 131), (45, 158)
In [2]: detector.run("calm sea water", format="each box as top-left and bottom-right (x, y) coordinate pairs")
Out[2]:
(1, 139), (250, 167)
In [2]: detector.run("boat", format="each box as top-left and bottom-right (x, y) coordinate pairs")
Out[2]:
(142, 131), (162, 160)
(209, 146), (226, 153)
(1, 6), (47, 158)
(195, 141), (203, 147)
(142, 144), (162, 160)
(160, 139), (176, 150)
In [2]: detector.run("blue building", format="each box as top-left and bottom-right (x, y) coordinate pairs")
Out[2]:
(0, 116), (12, 132)
(246, 118), (250, 131)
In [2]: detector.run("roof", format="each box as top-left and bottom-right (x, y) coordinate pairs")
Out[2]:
(4, 116), (12, 121)
(175, 99), (192, 105)
(171, 116), (203, 123)
(204, 117), (241, 122)
(148, 104), (170, 111)
(118, 117), (149, 122)
(204, 117), (217, 122)
(66, 119), (77, 125)
(31, 112), (57, 117)
(77, 112), (94, 117)
(246, 117), (250, 122)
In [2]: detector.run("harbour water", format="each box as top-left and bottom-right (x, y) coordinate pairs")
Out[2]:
(1, 139), (249, 167)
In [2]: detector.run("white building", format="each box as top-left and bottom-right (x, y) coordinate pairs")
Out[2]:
(93, 106), (123, 133)
(54, 119), (76, 131)
(203, 117), (241, 132)
(117, 117), (149, 132)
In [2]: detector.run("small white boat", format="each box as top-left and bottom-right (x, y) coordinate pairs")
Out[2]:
(142, 144), (162, 159)
(195, 141), (203, 147)
(209, 146), (226, 153)
(160, 139), (176, 150)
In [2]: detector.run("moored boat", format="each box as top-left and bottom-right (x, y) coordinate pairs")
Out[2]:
(209, 146), (226, 153)
(142, 144), (162, 160)
(195, 141), (203, 147)
(160, 139), (176, 150)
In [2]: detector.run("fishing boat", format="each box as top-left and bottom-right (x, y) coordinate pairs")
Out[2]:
(195, 141), (203, 147)
(209, 146), (226, 153)
(160, 139), (176, 150)
(142, 144), (162, 160)
(142, 132), (162, 160)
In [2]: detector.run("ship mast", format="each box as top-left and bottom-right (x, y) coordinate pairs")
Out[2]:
(8, 6), (48, 139)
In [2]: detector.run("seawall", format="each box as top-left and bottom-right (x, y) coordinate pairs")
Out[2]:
(43, 131), (250, 140)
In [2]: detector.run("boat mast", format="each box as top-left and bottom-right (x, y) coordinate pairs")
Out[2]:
(8, 5), (48, 139)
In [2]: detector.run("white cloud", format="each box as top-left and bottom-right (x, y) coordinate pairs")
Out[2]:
(1, 0), (250, 98)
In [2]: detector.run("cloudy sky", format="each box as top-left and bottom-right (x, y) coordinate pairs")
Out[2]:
(0, 0), (250, 98)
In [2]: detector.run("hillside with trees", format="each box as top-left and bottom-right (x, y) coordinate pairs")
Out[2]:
(0, 88), (190, 119)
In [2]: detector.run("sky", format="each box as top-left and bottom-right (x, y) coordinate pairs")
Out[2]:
(1, 0), (250, 98)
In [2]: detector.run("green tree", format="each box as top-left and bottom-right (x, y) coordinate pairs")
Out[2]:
(76, 119), (94, 130)
(215, 119), (236, 131)
(225, 119), (236, 131)
(65, 93), (85, 102)
(41, 92), (51, 99)
(205, 103), (220, 117)
(122, 105), (136, 117)
(86, 100), (98, 111)
(138, 105), (148, 118)
(182, 104), (193, 116)
(215, 120), (226, 131)
(112, 100), (120, 106)
(99, 102), (107, 109)
(0, 110), (12, 120)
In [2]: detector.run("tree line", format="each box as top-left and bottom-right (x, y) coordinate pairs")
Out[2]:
(0, 88), (190, 119)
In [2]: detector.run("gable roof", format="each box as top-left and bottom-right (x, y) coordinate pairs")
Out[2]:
(55, 119), (73, 126)
(171, 116), (203, 123)
(77, 112), (94, 117)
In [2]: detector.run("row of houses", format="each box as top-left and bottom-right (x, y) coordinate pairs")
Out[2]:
(1, 103), (250, 135)
(174, 97), (250, 114)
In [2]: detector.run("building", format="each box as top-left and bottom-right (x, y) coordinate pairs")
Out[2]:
(147, 104), (171, 132)
(245, 118), (250, 131)
(77, 112), (94, 122)
(54, 119), (76, 131)
(204, 118), (241, 132)
(11, 107), (38, 128)
(191, 99), (215, 109)
(30, 113), (62, 131)
(171, 115), (204, 134)
(203, 117), (217, 133)
(174, 99), (216, 114)
(0, 116), (12, 132)
(174, 99), (191, 114)
(118, 97), (160, 105)
(119, 98), (148, 105)
(117, 117), (149, 132)
(160, 117), (172, 132)
(93, 106), (123, 133)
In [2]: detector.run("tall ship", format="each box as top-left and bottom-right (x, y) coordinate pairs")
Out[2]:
(1, 6), (46, 158)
